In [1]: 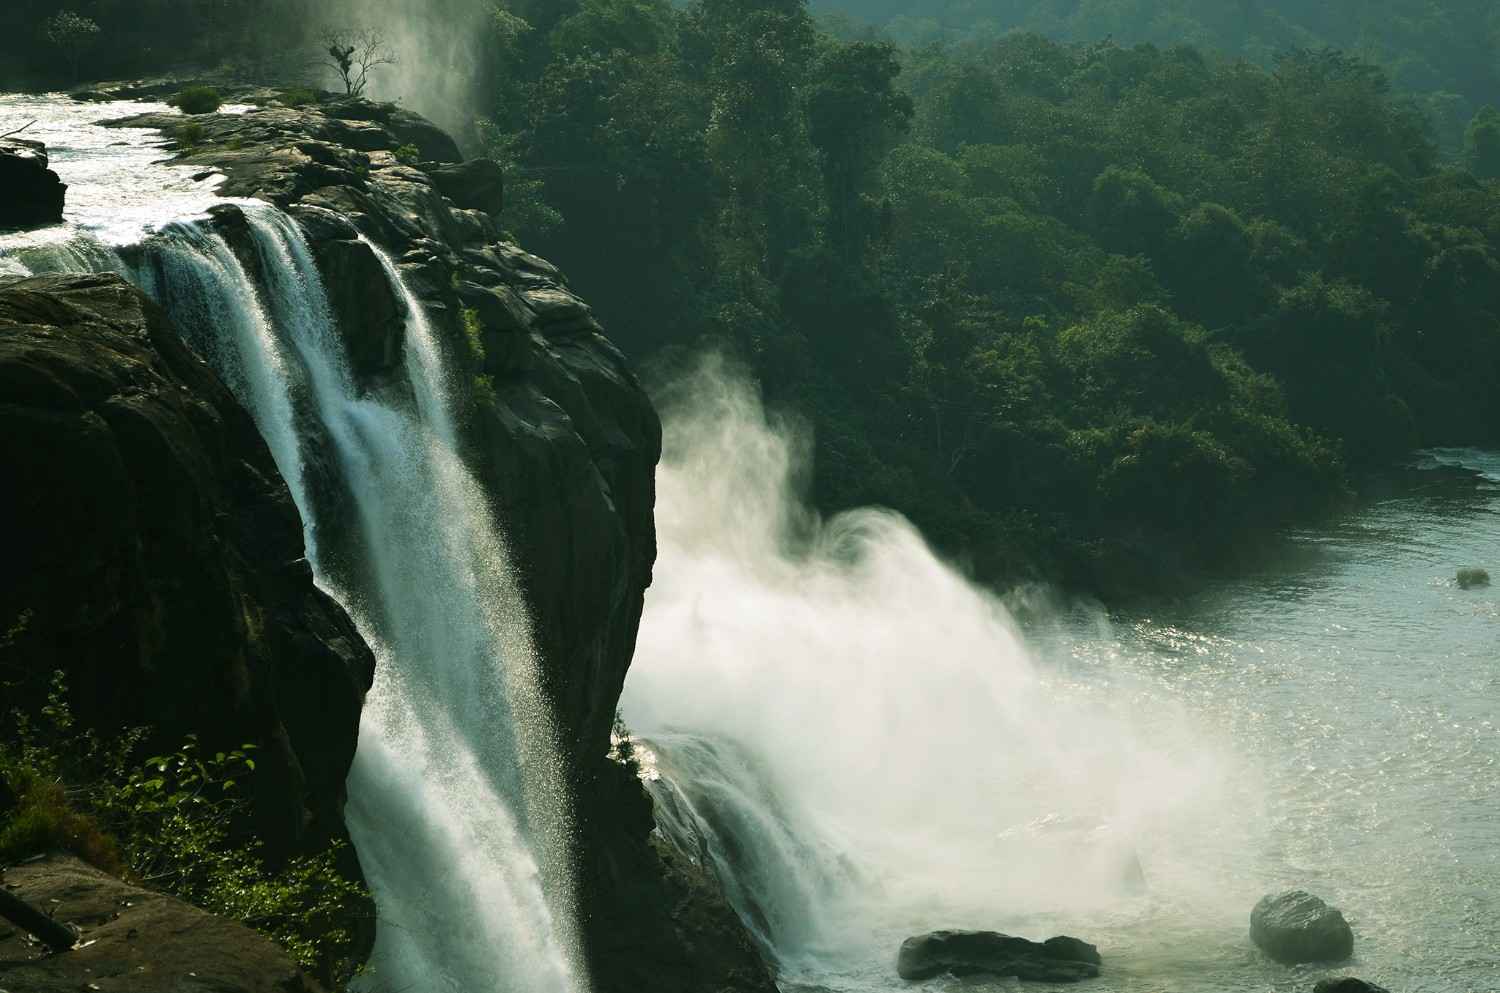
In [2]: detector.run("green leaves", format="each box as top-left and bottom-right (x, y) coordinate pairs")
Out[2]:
(1, 676), (366, 987)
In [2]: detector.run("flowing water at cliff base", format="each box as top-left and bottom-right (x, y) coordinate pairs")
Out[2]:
(623, 364), (1500, 993)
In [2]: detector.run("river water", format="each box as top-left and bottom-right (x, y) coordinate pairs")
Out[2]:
(623, 367), (1500, 993)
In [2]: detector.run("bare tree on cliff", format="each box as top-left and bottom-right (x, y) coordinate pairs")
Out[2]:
(320, 27), (397, 98)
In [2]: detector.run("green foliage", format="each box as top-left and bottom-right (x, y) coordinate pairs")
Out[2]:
(393, 143), (422, 165)
(279, 87), (321, 108)
(0, 674), (368, 987)
(462, 308), (486, 362)
(1466, 107), (1500, 180)
(175, 120), (207, 151)
(466, 1), (1500, 591)
(42, 9), (99, 82)
(172, 85), (222, 115)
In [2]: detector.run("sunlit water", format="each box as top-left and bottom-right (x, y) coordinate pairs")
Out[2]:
(623, 364), (1500, 993)
(0, 94), (240, 264)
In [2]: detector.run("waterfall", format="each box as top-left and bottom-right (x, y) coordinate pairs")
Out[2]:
(122, 204), (585, 993)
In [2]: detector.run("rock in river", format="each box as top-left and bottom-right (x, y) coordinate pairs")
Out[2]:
(1313, 979), (1390, 993)
(1250, 891), (1354, 964)
(0, 138), (67, 228)
(1457, 567), (1490, 589)
(897, 930), (1102, 982)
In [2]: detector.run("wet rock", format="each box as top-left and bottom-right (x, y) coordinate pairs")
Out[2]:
(0, 854), (322, 993)
(0, 272), (374, 858)
(1313, 979), (1390, 993)
(896, 930), (1102, 982)
(308, 235), (406, 385)
(322, 98), (462, 163)
(1457, 567), (1490, 589)
(0, 138), (67, 228)
(1251, 891), (1354, 964)
(430, 158), (505, 218)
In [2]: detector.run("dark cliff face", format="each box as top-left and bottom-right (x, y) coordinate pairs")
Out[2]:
(0, 271), (374, 856)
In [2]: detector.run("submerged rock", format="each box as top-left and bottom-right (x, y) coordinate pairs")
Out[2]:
(1313, 979), (1391, 993)
(1251, 891), (1354, 964)
(0, 138), (67, 228)
(896, 930), (1102, 982)
(1457, 567), (1490, 589)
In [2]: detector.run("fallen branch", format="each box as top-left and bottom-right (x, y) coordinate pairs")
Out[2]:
(0, 885), (78, 953)
(0, 120), (37, 140)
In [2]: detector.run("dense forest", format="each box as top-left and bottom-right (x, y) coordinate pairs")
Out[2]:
(481, 0), (1500, 590)
(816, 0), (1500, 151)
(7, 0), (1500, 591)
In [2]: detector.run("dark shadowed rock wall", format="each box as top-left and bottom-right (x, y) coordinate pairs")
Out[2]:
(0, 271), (373, 856)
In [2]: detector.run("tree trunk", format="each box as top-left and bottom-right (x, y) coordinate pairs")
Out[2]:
(0, 885), (78, 953)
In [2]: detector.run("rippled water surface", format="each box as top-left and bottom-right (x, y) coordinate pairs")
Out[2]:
(998, 449), (1500, 992)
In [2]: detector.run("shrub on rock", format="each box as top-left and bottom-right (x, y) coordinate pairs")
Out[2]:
(173, 85), (222, 115)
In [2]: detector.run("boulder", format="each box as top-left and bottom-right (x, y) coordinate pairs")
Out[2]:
(1457, 567), (1490, 589)
(0, 138), (67, 228)
(1313, 980), (1390, 993)
(1251, 891), (1354, 964)
(429, 158), (505, 218)
(0, 854), (322, 993)
(896, 930), (1102, 983)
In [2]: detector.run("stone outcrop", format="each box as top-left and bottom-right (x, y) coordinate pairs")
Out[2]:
(0, 855), (321, 992)
(1251, 891), (1355, 964)
(0, 138), (66, 228)
(896, 930), (1103, 982)
(0, 272), (374, 857)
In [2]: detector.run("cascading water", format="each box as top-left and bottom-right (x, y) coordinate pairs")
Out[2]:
(1, 97), (586, 991)
(139, 206), (587, 993)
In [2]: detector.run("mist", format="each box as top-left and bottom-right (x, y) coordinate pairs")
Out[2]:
(313, 0), (495, 143)
(619, 357), (1259, 981)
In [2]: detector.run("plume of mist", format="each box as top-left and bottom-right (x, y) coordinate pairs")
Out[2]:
(309, 0), (499, 145)
(621, 355), (1256, 973)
